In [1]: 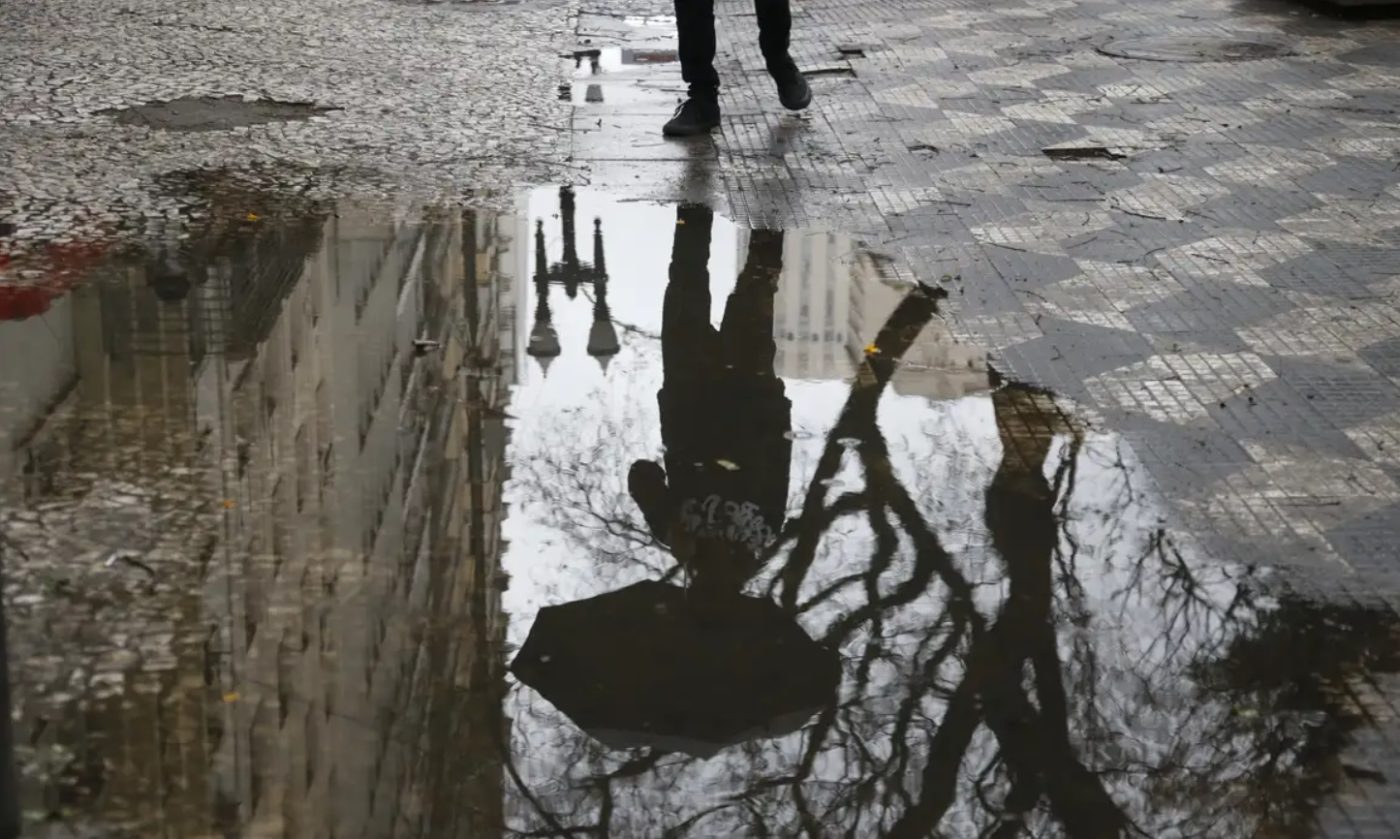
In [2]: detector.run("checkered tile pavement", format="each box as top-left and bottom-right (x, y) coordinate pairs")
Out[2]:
(568, 4), (1400, 830)
(571, 0), (1400, 607)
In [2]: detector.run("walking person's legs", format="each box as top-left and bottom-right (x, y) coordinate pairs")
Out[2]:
(755, 0), (790, 72)
(665, 0), (723, 136)
(721, 229), (783, 377)
(755, 0), (811, 111)
(663, 0), (811, 135)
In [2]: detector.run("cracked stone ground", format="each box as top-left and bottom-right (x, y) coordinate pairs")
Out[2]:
(5, 0), (1400, 833)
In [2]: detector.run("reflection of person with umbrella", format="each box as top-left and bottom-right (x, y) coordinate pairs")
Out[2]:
(626, 205), (793, 598)
(511, 205), (836, 759)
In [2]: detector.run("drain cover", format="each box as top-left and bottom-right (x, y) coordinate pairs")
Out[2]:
(99, 96), (337, 132)
(1098, 36), (1293, 63)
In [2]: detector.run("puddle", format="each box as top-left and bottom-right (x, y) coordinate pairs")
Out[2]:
(570, 46), (679, 79)
(2, 186), (1399, 837)
(564, 81), (685, 106)
(97, 95), (338, 132)
(578, 13), (679, 44)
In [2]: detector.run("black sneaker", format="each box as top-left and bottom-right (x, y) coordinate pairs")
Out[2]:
(663, 98), (721, 137)
(770, 60), (812, 111)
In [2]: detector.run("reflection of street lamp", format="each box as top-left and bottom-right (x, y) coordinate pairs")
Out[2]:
(527, 220), (561, 373)
(586, 219), (620, 368)
(528, 187), (617, 374)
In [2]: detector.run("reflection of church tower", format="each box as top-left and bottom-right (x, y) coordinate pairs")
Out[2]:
(525, 186), (619, 374)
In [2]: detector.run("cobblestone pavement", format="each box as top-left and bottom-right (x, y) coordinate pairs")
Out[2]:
(0, 0), (576, 253)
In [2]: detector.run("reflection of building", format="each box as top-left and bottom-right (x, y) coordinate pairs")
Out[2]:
(0, 294), (77, 483)
(759, 231), (989, 398)
(1, 200), (332, 837)
(769, 231), (854, 381)
(1, 197), (516, 838)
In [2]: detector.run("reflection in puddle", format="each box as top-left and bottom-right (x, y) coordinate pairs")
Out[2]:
(2, 189), (519, 837)
(572, 47), (679, 79)
(0, 186), (1397, 837)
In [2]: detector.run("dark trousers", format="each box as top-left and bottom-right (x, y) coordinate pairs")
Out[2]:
(662, 205), (784, 382)
(674, 0), (792, 98)
(631, 205), (791, 559)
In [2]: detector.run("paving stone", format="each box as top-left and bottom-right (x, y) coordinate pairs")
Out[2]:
(7, 0), (1400, 826)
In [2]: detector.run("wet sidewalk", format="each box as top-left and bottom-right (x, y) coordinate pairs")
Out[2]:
(552, 0), (1400, 830)
(4, 185), (1399, 838)
(569, 0), (1400, 605)
(3, 0), (1400, 834)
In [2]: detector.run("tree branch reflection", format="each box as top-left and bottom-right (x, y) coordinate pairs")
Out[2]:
(503, 208), (1400, 839)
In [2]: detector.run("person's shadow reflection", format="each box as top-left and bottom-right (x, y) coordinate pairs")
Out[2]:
(510, 209), (838, 758)
(627, 205), (792, 599)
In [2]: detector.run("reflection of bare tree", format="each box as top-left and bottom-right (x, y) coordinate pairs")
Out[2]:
(512, 409), (676, 582)
(504, 276), (1400, 839)
(744, 288), (1134, 837)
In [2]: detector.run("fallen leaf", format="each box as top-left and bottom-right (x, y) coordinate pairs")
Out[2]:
(223, 692), (240, 703)
(222, 499), (236, 509)
(864, 343), (881, 355)
(245, 212), (260, 222)
(716, 459), (740, 471)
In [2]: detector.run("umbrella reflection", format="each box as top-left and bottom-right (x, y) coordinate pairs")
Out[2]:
(510, 580), (837, 758)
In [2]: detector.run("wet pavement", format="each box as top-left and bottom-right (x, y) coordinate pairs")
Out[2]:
(564, 0), (1400, 608)
(0, 189), (1398, 837)
(0, 0), (574, 251)
(5, 0), (1400, 832)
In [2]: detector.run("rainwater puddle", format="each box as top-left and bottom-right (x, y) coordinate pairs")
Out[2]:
(577, 12), (679, 44)
(97, 95), (338, 132)
(570, 46), (679, 77)
(1, 186), (1398, 837)
(564, 46), (682, 109)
